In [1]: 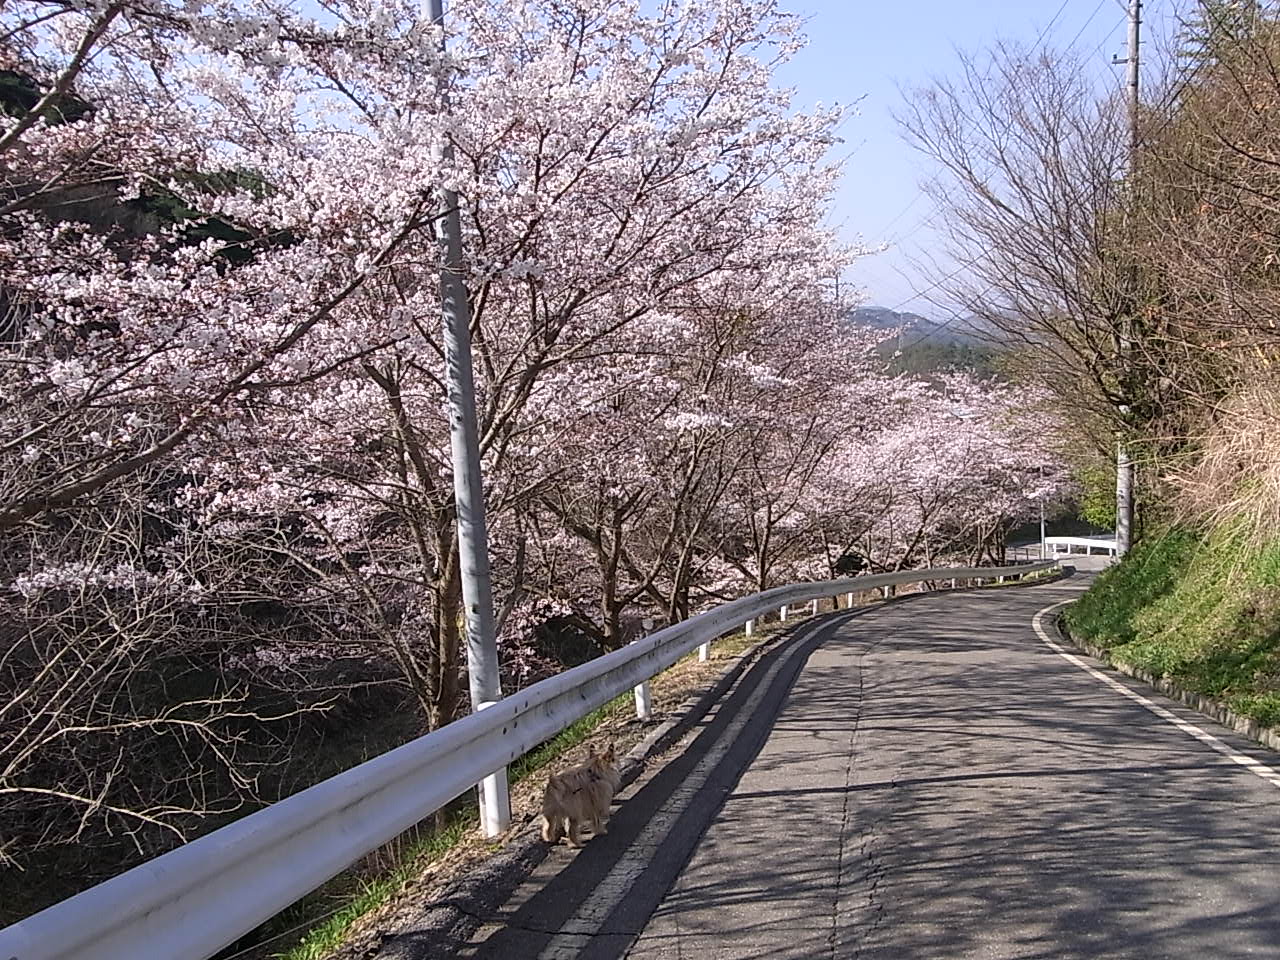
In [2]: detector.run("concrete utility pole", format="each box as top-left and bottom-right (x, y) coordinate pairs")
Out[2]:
(1039, 499), (1047, 560)
(1112, 0), (1141, 557)
(428, 0), (509, 837)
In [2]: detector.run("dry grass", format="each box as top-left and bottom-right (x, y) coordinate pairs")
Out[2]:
(1174, 382), (1280, 557)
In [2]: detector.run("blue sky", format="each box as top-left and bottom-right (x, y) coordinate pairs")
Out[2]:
(775, 0), (1187, 317)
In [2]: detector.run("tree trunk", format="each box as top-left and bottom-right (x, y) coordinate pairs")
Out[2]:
(429, 539), (463, 732)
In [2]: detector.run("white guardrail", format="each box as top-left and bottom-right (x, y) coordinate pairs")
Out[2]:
(1007, 537), (1118, 561)
(0, 559), (1058, 960)
(1046, 536), (1118, 556)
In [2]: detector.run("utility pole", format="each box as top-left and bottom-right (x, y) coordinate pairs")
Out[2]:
(1126, 0), (1141, 148)
(1112, 0), (1141, 557)
(428, 0), (509, 837)
(1039, 497), (1047, 561)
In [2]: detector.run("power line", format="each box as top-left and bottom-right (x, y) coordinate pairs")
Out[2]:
(886, 207), (940, 248)
(884, 3), (1147, 352)
(872, 192), (928, 240)
(1136, 48), (1212, 148)
(1064, 0), (1112, 55)
(1114, 0), (1217, 152)
(894, 283), (1000, 352)
(885, 252), (987, 315)
(1089, 16), (1130, 88)
(1135, 0), (1275, 148)
(1033, 0), (1075, 52)
(1090, 15), (1129, 62)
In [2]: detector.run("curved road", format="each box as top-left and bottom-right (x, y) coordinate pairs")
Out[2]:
(391, 570), (1280, 959)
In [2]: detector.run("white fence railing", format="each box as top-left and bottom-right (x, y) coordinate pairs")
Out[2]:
(0, 559), (1057, 960)
(1045, 536), (1118, 556)
(1007, 536), (1119, 561)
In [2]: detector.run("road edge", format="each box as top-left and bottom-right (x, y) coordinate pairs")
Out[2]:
(1048, 607), (1280, 754)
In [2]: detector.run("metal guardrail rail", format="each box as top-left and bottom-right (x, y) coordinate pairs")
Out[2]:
(1007, 537), (1119, 561)
(0, 559), (1058, 960)
(1044, 536), (1118, 556)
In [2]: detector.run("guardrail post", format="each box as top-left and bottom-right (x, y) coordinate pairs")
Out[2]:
(745, 618), (754, 636)
(810, 598), (819, 616)
(845, 591), (854, 609)
(633, 619), (654, 721)
(698, 638), (711, 662)
(476, 701), (511, 838)
(950, 577), (957, 589)
(779, 604), (788, 621)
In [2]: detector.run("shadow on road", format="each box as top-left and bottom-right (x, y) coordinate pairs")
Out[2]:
(364, 567), (1280, 960)
(624, 577), (1280, 960)
(382, 600), (873, 959)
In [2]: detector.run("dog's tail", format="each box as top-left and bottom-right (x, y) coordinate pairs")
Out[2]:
(542, 776), (567, 843)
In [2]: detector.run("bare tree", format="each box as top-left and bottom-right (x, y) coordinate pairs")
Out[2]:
(897, 42), (1148, 537)
(0, 484), (351, 917)
(1134, 7), (1280, 540)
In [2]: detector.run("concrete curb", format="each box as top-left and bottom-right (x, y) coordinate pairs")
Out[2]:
(1054, 617), (1280, 754)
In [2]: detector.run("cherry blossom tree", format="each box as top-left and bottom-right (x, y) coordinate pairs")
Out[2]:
(0, 0), (1070, 909)
(812, 375), (1073, 571)
(144, 0), (853, 723)
(0, 0), (484, 878)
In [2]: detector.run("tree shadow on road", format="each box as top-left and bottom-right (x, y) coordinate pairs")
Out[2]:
(369, 569), (1280, 960)
(379, 604), (867, 960)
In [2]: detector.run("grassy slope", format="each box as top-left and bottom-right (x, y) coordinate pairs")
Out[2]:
(1064, 525), (1280, 728)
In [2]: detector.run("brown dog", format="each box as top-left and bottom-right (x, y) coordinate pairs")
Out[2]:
(540, 742), (621, 848)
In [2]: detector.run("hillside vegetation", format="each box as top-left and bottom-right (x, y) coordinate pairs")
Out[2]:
(903, 0), (1280, 734)
(1066, 527), (1280, 728)
(1063, 4), (1280, 733)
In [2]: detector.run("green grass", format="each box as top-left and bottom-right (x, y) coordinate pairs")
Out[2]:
(706, 629), (764, 659)
(281, 813), (474, 960)
(1065, 525), (1280, 728)
(1064, 528), (1199, 648)
(509, 693), (631, 782)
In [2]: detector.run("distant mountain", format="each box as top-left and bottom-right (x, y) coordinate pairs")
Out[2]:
(845, 305), (1007, 378)
(847, 305), (931, 330)
(845, 305), (1002, 347)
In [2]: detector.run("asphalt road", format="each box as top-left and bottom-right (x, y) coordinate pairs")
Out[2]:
(426, 570), (1280, 959)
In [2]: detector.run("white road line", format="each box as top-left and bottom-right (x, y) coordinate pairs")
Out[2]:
(1032, 601), (1280, 790)
(536, 613), (847, 960)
